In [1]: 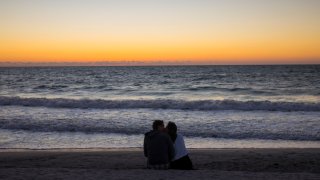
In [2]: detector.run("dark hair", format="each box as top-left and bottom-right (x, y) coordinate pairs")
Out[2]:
(167, 121), (177, 142)
(152, 120), (164, 130)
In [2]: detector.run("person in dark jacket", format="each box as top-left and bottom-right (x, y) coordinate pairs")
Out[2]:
(144, 120), (175, 169)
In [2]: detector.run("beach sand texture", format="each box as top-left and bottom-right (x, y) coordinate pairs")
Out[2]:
(0, 148), (319, 180)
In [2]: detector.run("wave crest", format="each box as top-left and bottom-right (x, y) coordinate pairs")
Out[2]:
(0, 96), (319, 112)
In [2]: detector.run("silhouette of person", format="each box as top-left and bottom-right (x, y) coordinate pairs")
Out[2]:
(166, 121), (193, 170)
(144, 120), (175, 169)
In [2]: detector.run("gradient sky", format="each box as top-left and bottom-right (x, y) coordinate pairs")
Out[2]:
(1, 0), (320, 65)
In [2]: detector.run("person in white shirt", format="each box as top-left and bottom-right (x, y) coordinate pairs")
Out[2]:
(166, 121), (193, 170)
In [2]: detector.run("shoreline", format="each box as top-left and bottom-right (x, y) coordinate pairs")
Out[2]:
(1, 147), (320, 152)
(1, 148), (319, 180)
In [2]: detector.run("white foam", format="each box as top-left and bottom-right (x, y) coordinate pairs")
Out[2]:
(0, 96), (319, 112)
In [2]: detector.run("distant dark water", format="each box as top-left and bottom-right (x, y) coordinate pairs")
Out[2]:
(0, 65), (319, 148)
(1, 65), (319, 103)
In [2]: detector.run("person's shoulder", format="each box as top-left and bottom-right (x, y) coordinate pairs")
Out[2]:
(159, 132), (169, 136)
(144, 130), (153, 136)
(177, 133), (184, 138)
(176, 133), (185, 140)
(159, 132), (171, 138)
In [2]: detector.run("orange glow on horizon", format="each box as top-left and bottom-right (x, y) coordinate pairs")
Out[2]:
(1, 36), (319, 64)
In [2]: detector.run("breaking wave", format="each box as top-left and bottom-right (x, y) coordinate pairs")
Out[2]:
(0, 96), (319, 112)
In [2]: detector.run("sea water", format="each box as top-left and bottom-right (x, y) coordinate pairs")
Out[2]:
(0, 65), (319, 149)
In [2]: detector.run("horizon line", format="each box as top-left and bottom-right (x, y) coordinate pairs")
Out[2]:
(0, 61), (319, 67)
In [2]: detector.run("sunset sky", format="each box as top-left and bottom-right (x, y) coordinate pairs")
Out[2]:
(1, 0), (320, 65)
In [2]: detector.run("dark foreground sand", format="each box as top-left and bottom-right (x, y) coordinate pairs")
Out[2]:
(0, 148), (319, 180)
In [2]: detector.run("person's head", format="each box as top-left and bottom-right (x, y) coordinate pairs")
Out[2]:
(152, 120), (165, 131)
(166, 121), (178, 142)
(166, 121), (177, 135)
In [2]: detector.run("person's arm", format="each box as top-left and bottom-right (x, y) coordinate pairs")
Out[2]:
(167, 136), (175, 161)
(143, 135), (148, 157)
(180, 135), (187, 151)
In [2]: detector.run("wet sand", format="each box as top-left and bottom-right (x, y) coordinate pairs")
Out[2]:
(0, 148), (319, 180)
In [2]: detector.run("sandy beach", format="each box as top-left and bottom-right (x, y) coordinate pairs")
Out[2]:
(0, 148), (319, 180)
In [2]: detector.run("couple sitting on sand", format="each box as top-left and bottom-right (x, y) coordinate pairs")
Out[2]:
(144, 120), (193, 170)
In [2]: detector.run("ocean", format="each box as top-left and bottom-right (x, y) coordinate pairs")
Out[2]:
(0, 65), (319, 149)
